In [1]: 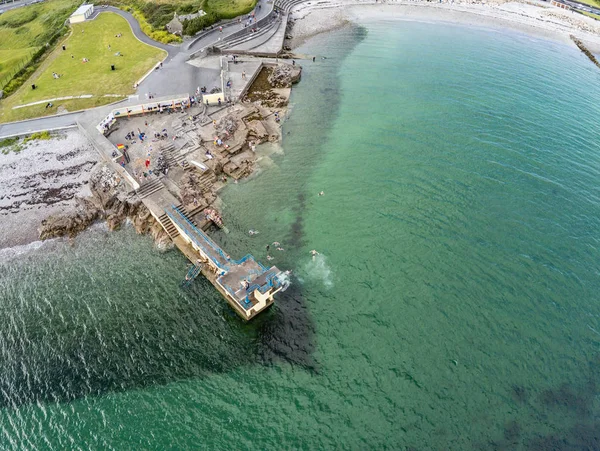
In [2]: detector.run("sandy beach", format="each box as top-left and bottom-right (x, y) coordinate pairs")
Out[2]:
(0, 130), (99, 249)
(288, 0), (600, 50)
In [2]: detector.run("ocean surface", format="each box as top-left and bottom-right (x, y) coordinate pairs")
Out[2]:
(2, 19), (600, 449)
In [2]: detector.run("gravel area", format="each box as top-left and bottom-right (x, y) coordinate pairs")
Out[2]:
(0, 130), (99, 250)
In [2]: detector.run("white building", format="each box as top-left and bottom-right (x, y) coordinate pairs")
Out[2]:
(69, 4), (94, 24)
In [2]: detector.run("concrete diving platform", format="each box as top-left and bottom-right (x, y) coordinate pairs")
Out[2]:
(166, 205), (289, 320)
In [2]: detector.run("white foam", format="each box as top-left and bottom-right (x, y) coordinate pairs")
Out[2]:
(0, 240), (54, 262)
(303, 254), (334, 288)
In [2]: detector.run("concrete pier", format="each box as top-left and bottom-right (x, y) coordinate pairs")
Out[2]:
(78, 81), (288, 320)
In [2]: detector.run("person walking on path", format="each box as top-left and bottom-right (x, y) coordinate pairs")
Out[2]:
(242, 71), (246, 79)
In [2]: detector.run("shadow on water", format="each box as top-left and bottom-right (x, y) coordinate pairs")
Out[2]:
(481, 359), (600, 450)
(0, 153), (320, 409)
(0, 260), (316, 409)
(0, 25), (368, 410)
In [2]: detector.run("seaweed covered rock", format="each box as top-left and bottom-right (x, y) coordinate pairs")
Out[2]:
(267, 64), (302, 88)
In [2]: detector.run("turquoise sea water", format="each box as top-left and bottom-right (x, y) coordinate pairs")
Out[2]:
(2, 20), (600, 449)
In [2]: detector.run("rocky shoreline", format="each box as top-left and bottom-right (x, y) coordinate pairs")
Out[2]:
(0, 132), (99, 249)
(31, 63), (301, 249)
(37, 164), (172, 246)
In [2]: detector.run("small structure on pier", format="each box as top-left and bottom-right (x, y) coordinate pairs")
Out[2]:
(166, 205), (289, 319)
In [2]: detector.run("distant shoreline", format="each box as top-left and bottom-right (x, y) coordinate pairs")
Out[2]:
(288, 1), (600, 53)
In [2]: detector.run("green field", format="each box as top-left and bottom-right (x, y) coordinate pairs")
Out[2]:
(207, 0), (257, 17)
(0, 47), (35, 83)
(0, 0), (80, 86)
(107, 0), (257, 38)
(571, 0), (600, 8)
(581, 10), (600, 20)
(0, 12), (166, 122)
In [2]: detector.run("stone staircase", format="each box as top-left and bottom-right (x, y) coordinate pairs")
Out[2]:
(197, 170), (217, 190)
(174, 204), (197, 225)
(186, 204), (207, 218)
(215, 18), (282, 51)
(135, 176), (164, 199)
(157, 204), (198, 240)
(157, 213), (180, 239)
(212, 0), (308, 53)
(162, 142), (190, 170)
(274, 0), (307, 13)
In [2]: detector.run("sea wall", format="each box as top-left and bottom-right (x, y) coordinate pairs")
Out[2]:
(570, 35), (600, 69)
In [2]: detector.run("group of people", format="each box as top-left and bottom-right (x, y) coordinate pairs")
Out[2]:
(204, 209), (224, 227)
(264, 241), (285, 262)
(153, 129), (169, 139)
(124, 130), (141, 141)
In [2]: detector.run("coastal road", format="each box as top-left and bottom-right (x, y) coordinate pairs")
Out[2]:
(0, 0), (38, 14)
(554, 0), (600, 16)
(0, 0), (273, 137)
(0, 112), (80, 138)
(88, 6), (176, 56)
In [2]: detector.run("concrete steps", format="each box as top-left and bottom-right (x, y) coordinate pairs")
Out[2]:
(174, 204), (198, 226)
(162, 142), (190, 170)
(233, 19), (283, 52)
(187, 204), (207, 217)
(275, 0), (306, 12)
(216, 19), (279, 50)
(198, 170), (217, 190)
(158, 213), (180, 239)
(212, 7), (279, 52)
(135, 177), (164, 199)
(158, 204), (199, 240)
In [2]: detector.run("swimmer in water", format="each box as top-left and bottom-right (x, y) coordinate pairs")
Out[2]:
(276, 247), (284, 251)
(318, 191), (324, 196)
(249, 229), (259, 235)
(267, 255), (274, 261)
(310, 249), (319, 260)
(272, 241), (280, 246)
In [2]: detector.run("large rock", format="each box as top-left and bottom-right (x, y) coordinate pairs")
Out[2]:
(38, 164), (155, 241)
(267, 64), (302, 88)
(246, 120), (269, 143)
(216, 114), (239, 139)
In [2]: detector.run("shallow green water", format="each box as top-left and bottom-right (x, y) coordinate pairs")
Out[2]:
(2, 20), (600, 449)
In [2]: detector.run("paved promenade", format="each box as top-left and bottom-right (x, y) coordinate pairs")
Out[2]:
(0, 0), (280, 138)
(0, 112), (80, 138)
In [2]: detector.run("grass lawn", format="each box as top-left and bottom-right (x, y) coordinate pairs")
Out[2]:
(0, 0), (80, 85)
(0, 47), (36, 83)
(571, 0), (600, 8)
(207, 0), (257, 17)
(580, 10), (600, 20)
(0, 12), (166, 122)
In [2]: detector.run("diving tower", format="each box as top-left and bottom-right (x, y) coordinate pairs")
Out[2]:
(166, 205), (289, 320)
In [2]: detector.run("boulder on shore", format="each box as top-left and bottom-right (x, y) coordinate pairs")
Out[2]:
(267, 64), (302, 88)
